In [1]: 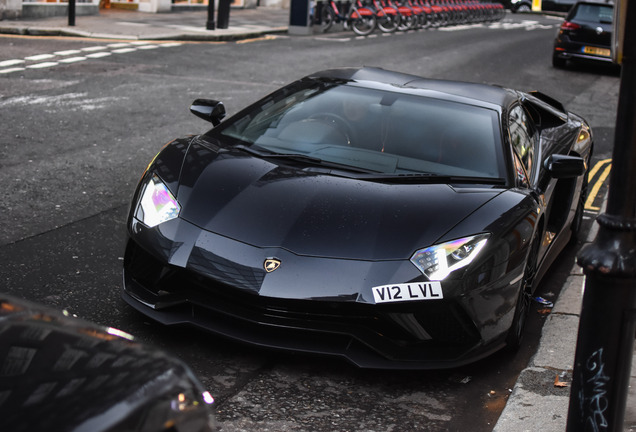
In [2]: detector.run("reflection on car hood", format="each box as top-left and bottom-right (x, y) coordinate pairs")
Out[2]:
(176, 143), (503, 260)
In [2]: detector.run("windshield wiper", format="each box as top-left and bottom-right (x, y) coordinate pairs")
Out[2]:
(233, 145), (322, 163)
(351, 173), (506, 184)
(233, 145), (376, 174)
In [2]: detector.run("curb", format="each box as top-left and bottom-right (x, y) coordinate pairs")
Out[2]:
(0, 24), (289, 41)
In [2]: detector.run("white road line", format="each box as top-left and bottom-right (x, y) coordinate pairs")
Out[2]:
(85, 52), (112, 58)
(81, 46), (109, 52)
(0, 59), (25, 67)
(111, 48), (137, 53)
(0, 67), (25, 74)
(58, 57), (87, 63)
(25, 54), (56, 61)
(0, 42), (179, 74)
(26, 62), (59, 69)
(54, 50), (83, 56)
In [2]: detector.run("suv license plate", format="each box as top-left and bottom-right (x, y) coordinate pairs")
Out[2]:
(583, 46), (611, 57)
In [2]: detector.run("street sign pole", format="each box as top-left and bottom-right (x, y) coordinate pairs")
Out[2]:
(566, 0), (636, 430)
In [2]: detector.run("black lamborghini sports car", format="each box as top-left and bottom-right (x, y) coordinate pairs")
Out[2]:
(122, 67), (592, 369)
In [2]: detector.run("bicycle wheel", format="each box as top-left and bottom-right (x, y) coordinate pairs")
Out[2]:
(320, 4), (336, 32)
(376, 11), (399, 33)
(397, 13), (416, 31)
(350, 8), (377, 35)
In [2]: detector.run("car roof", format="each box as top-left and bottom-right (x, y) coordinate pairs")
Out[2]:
(306, 67), (517, 109)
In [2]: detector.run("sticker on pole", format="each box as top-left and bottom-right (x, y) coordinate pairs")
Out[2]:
(372, 282), (443, 304)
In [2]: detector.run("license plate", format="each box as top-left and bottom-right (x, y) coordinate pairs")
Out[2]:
(583, 46), (611, 57)
(372, 282), (443, 304)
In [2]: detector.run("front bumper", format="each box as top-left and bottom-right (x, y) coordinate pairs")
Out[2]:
(122, 217), (517, 369)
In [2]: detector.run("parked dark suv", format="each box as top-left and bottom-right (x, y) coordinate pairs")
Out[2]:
(552, 1), (614, 68)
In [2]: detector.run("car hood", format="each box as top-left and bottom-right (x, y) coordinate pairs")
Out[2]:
(175, 143), (503, 260)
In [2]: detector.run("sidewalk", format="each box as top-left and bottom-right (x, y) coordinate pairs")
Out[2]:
(1, 8), (634, 429)
(0, 7), (290, 41)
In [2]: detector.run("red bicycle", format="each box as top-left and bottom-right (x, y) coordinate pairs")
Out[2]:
(318, 0), (378, 36)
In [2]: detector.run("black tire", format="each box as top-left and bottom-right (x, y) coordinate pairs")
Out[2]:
(552, 53), (567, 68)
(377, 12), (399, 33)
(506, 232), (540, 350)
(397, 13), (417, 31)
(350, 10), (377, 36)
(320, 6), (335, 32)
(570, 170), (589, 245)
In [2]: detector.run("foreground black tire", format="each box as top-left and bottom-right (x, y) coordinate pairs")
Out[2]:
(506, 232), (539, 350)
(570, 168), (590, 245)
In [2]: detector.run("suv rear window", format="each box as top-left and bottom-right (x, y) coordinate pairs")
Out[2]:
(570, 3), (613, 23)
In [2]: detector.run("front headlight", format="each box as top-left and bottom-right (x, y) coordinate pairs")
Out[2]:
(135, 174), (181, 228)
(410, 234), (489, 281)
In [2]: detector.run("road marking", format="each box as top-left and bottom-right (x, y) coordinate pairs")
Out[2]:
(0, 59), (25, 67)
(0, 67), (25, 74)
(585, 159), (612, 211)
(0, 41), (184, 74)
(112, 48), (137, 53)
(25, 54), (56, 61)
(58, 57), (87, 63)
(54, 49), (83, 56)
(26, 62), (58, 69)
(85, 52), (112, 58)
(81, 46), (109, 52)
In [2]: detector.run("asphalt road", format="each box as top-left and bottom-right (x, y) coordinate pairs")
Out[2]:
(0, 13), (619, 431)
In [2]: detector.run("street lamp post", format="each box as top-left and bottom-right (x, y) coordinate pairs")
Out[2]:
(566, 0), (636, 430)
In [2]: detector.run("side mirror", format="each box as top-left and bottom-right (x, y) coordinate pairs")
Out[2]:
(544, 154), (586, 178)
(190, 99), (226, 126)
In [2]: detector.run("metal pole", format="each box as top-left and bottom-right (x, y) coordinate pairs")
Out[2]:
(566, 0), (636, 430)
(68, 0), (76, 26)
(206, 0), (215, 30)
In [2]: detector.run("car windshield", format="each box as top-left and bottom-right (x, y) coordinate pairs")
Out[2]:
(570, 3), (613, 23)
(213, 80), (505, 180)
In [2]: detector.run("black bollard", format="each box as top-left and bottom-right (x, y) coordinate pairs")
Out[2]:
(217, 0), (231, 29)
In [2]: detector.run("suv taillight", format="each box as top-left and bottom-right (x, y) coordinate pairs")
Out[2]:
(560, 21), (581, 31)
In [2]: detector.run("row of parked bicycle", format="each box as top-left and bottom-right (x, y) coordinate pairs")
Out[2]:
(315, 0), (505, 36)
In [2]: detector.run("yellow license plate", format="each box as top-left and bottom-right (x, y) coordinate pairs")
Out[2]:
(583, 46), (611, 57)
